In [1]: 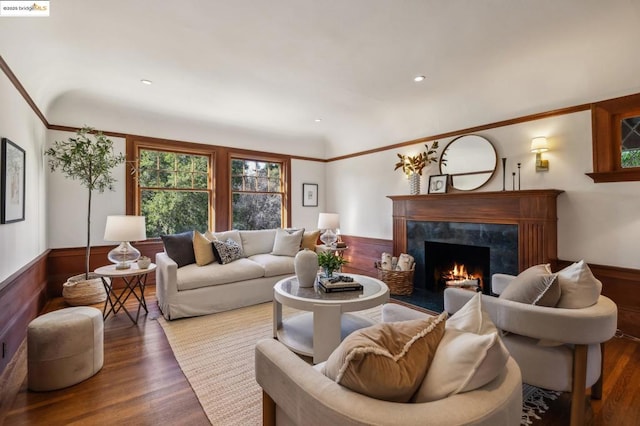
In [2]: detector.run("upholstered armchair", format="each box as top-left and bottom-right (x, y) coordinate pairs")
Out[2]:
(445, 272), (618, 426)
(255, 338), (521, 426)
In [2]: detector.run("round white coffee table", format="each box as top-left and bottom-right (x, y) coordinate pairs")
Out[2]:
(273, 274), (389, 364)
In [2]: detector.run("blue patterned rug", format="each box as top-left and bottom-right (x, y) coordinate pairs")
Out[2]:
(522, 384), (562, 425)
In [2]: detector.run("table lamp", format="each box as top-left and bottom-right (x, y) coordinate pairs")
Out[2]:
(104, 215), (147, 269)
(317, 213), (340, 247)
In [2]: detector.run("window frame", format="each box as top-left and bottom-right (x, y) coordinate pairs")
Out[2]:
(228, 152), (291, 230)
(135, 146), (214, 237)
(588, 92), (640, 182)
(126, 136), (292, 234)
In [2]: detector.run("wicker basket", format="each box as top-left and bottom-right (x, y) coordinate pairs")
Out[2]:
(375, 261), (414, 295)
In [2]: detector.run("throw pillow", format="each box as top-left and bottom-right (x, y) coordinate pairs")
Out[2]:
(500, 274), (560, 307)
(556, 260), (602, 308)
(193, 231), (217, 266)
(301, 230), (321, 250)
(413, 293), (510, 402)
(322, 313), (447, 402)
(160, 231), (196, 268)
(211, 238), (244, 265)
(499, 266), (560, 307)
(271, 228), (304, 256)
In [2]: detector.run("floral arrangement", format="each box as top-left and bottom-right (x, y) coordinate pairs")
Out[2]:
(317, 251), (348, 277)
(394, 141), (440, 176)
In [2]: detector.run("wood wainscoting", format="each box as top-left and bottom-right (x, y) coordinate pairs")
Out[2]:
(0, 251), (49, 375)
(47, 240), (164, 297)
(339, 235), (393, 278)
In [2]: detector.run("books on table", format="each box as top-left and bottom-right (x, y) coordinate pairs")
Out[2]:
(317, 276), (363, 292)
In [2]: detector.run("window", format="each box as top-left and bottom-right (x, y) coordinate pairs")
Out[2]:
(621, 115), (640, 168)
(126, 136), (292, 233)
(589, 92), (640, 182)
(231, 158), (284, 230)
(136, 148), (212, 237)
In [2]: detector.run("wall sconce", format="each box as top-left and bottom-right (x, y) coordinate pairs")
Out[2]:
(531, 137), (549, 172)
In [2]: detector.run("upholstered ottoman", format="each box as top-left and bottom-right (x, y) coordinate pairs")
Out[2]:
(28, 307), (104, 391)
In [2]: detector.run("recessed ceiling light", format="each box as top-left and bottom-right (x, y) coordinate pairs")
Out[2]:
(314, 118), (322, 122)
(140, 79), (153, 85)
(413, 75), (426, 82)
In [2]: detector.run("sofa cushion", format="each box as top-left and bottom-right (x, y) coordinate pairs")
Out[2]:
(322, 313), (446, 403)
(556, 260), (602, 308)
(209, 230), (243, 251)
(499, 264), (560, 307)
(212, 238), (245, 264)
(414, 293), (510, 402)
(193, 231), (216, 266)
(161, 231), (195, 267)
(239, 229), (277, 257)
(301, 230), (320, 250)
(175, 258), (265, 291)
(271, 228), (304, 256)
(249, 254), (295, 277)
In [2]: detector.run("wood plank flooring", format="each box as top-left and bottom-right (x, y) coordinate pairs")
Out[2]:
(2, 286), (640, 425)
(2, 287), (209, 426)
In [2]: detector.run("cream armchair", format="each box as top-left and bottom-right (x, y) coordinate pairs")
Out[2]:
(444, 276), (618, 426)
(255, 337), (522, 426)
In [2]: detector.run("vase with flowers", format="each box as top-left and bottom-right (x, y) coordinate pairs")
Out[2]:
(317, 251), (348, 278)
(394, 141), (440, 195)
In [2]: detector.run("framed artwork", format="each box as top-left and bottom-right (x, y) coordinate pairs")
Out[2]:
(302, 183), (318, 207)
(428, 174), (448, 194)
(1, 138), (26, 223)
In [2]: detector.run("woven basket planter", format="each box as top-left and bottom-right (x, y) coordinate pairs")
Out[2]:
(62, 273), (108, 306)
(375, 261), (415, 295)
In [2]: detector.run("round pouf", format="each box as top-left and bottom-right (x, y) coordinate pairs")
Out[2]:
(28, 307), (104, 391)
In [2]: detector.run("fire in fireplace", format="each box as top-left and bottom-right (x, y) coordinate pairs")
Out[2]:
(424, 241), (491, 294)
(442, 263), (482, 290)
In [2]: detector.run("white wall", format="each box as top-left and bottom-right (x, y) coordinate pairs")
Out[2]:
(290, 159), (325, 231)
(0, 73), (48, 284)
(44, 107), (640, 271)
(46, 130), (127, 249)
(326, 110), (640, 270)
(46, 135), (327, 248)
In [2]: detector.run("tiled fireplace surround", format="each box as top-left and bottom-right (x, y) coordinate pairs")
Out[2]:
(388, 190), (563, 311)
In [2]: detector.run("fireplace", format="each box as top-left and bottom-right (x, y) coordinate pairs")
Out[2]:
(425, 241), (491, 294)
(388, 190), (562, 312)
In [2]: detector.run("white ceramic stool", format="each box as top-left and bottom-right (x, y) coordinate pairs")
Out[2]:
(28, 306), (104, 391)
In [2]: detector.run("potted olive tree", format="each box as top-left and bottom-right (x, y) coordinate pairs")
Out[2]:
(46, 126), (125, 305)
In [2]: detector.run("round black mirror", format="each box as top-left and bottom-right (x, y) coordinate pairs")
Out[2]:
(440, 135), (497, 191)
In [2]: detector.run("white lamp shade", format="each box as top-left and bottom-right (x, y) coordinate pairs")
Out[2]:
(531, 137), (549, 153)
(317, 213), (340, 230)
(104, 215), (147, 241)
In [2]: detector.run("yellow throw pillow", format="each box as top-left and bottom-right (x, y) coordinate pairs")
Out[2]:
(322, 312), (447, 402)
(193, 231), (216, 266)
(301, 230), (321, 250)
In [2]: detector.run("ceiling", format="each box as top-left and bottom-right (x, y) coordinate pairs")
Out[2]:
(2, 0), (640, 158)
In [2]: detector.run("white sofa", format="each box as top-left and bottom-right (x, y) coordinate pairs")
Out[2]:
(156, 229), (308, 320)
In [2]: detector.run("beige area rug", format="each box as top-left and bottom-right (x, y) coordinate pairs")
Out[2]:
(158, 302), (381, 426)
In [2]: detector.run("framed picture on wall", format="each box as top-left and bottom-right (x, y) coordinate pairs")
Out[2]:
(428, 174), (448, 194)
(1, 138), (26, 223)
(302, 183), (318, 207)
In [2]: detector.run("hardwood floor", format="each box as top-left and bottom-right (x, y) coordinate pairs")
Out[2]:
(2, 286), (209, 426)
(2, 286), (640, 425)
